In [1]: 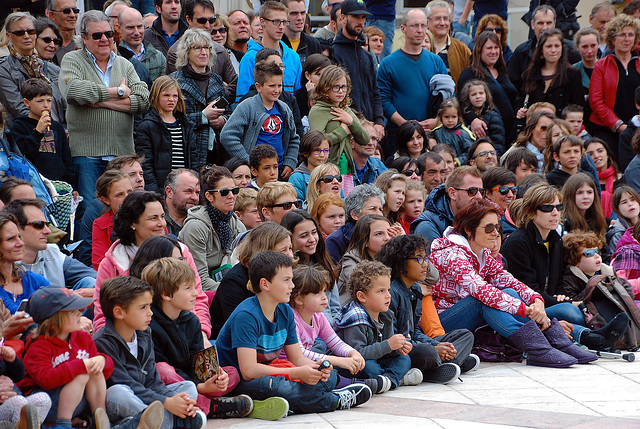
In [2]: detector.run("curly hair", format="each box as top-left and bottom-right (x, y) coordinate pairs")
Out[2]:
(113, 190), (165, 246)
(604, 13), (640, 51)
(375, 234), (429, 280)
(347, 260), (391, 301)
(563, 231), (603, 266)
(344, 184), (385, 222)
(313, 65), (352, 109)
(174, 28), (216, 70)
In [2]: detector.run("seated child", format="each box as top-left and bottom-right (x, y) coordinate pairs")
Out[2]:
(234, 188), (261, 231)
(10, 78), (74, 184)
(247, 145), (279, 191)
(335, 261), (422, 391)
(288, 130), (331, 201)
(216, 251), (372, 418)
(20, 287), (112, 428)
(142, 258), (251, 419)
(376, 235), (477, 384)
(399, 181), (427, 234)
(282, 265), (375, 391)
(94, 277), (205, 429)
(256, 182), (300, 224)
(430, 98), (475, 165)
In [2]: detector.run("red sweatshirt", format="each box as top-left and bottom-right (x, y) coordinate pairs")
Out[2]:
(19, 331), (114, 394)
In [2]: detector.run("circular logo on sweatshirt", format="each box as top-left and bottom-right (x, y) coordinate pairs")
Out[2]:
(262, 115), (283, 134)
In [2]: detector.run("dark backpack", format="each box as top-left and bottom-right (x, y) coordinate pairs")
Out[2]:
(471, 325), (523, 362)
(583, 274), (640, 350)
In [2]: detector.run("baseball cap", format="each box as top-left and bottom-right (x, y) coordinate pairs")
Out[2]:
(340, 0), (371, 16)
(26, 286), (95, 324)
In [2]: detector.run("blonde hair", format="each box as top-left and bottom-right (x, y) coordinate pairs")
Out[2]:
(307, 162), (339, 213)
(236, 221), (292, 266)
(256, 182), (297, 220)
(604, 14), (640, 50)
(175, 28), (215, 70)
(405, 180), (428, 199)
(234, 188), (258, 212)
(34, 311), (69, 339)
(0, 12), (35, 48)
(374, 169), (408, 220)
(518, 183), (562, 228)
(149, 76), (186, 114)
(141, 258), (195, 307)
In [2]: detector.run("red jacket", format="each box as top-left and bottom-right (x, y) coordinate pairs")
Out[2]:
(19, 331), (114, 394)
(92, 210), (114, 271)
(589, 54), (640, 130)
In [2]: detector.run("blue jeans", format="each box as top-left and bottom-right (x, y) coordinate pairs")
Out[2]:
(106, 381), (197, 429)
(348, 354), (411, 389)
(366, 18), (395, 60)
(130, 0), (155, 15)
(73, 157), (109, 212)
(452, 20), (470, 35)
(235, 371), (338, 414)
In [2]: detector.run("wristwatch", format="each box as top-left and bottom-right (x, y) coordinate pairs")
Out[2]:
(117, 87), (124, 98)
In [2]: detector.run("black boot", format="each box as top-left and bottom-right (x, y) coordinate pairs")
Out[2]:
(582, 313), (630, 351)
(507, 319), (577, 368)
(543, 318), (597, 363)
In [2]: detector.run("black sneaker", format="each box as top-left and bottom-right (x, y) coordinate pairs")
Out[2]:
(209, 395), (253, 418)
(422, 362), (461, 384)
(460, 353), (480, 373)
(333, 383), (372, 409)
(173, 410), (206, 429)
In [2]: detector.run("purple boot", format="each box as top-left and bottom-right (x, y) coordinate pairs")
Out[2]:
(507, 319), (578, 368)
(543, 318), (598, 363)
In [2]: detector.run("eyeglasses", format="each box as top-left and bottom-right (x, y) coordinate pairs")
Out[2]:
(190, 45), (212, 52)
(9, 28), (36, 36)
(195, 17), (217, 24)
(211, 27), (227, 35)
(21, 221), (47, 230)
(208, 187), (240, 197)
(537, 203), (563, 213)
(267, 201), (303, 210)
(311, 148), (331, 155)
(331, 84), (350, 93)
(479, 223), (502, 234)
(483, 26), (503, 34)
(52, 7), (79, 14)
(405, 23), (427, 29)
(88, 30), (115, 40)
(318, 174), (342, 183)
(427, 15), (450, 22)
(408, 256), (428, 264)
(473, 150), (497, 159)
(492, 185), (519, 195)
(402, 169), (421, 177)
(615, 32), (635, 39)
(39, 36), (62, 46)
(582, 248), (601, 257)
(454, 187), (487, 197)
(263, 18), (290, 27)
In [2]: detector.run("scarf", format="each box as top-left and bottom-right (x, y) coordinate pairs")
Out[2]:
(184, 63), (211, 98)
(598, 166), (616, 219)
(124, 244), (140, 262)
(9, 45), (48, 81)
(205, 204), (233, 251)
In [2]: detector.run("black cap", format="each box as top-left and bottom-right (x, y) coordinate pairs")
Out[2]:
(340, 0), (371, 16)
(26, 286), (95, 323)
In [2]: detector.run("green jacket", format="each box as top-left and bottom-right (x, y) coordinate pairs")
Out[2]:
(119, 41), (166, 83)
(308, 100), (369, 174)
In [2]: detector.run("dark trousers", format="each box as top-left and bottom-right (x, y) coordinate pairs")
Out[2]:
(409, 328), (474, 372)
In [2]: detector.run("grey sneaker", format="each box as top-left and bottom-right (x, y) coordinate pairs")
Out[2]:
(333, 384), (372, 409)
(422, 362), (461, 384)
(460, 353), (480, 373)
(400, 368), (423, 386)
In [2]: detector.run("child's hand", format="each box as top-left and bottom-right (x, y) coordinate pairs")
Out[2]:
(164, 393), (197, 418)
(348, 350), (365, 372)
(435, 342), (457, 361)
(0, 376), (15, 404)
(36, 110), (51, 134)
(200, 369), (229, 394)
(330, 107), (353, 125)
(316, 360), (332, 382)
(216, 368), (229, 391)
(0, 345), (15, 363)
(387, 334), (407, 351)
(400, 341), (412, 355)
(387, 223), (405, 237)
(419, 283), (432, 296)
(334, 356), (359, 374)
(84, 356), (105, 374)
(295, 364), (323, 385)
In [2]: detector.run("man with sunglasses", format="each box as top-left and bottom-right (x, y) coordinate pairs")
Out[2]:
(281, 0), (322, 67)
(411, 165), (484, 242)
(58, 10), (150, 213)
(46, 0), (79, 64)
(144, 0), (188, 56)
(117, 7), (166, 83)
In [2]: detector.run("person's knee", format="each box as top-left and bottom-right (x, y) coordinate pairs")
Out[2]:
(71, 373), (90, 386)
(106, 384), (134, 400)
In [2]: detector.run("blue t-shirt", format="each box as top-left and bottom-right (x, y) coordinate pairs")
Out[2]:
(216, 295), (299, 376)
(0, 271), (50, 314)
(255, 103), (284, 166)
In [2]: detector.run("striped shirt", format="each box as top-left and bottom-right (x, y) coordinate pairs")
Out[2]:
(166, 121), (185, 169)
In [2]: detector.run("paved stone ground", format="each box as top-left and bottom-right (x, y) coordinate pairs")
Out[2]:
(205, 353), (640, 429)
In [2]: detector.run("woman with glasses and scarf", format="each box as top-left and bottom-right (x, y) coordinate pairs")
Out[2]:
(179, 166), (246, 292)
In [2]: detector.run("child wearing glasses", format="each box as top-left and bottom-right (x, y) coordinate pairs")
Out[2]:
(431, 98), (475, 165)
(179, 166), (246, 291)
(459, 80), (505, 154)
(308, 65), (370, 175)
(288, 130), (331, 201)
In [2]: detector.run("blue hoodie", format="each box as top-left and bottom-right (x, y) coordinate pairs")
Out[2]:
(410, 184), (453, 243)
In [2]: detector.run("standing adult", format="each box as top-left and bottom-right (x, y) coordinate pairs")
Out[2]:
(163, 168), (201, 236)
(314, 0), (344, 41)
(589, 2), (616, 57)
(281, 0), (322, 67)
(377, 8), (447, 155)
(425, 0), (470, 85)
(457, 31), (517, 142)
(226, 10), (252, 73)
(589, 14), (640, 161)
(33, 17), (62, 63)
(117, 7), (166, 83)
(331, 0), (385, 138)
(143, 0), (187, 57)
(58, 10), (150, 208)
(573, 28), (600, 96)
(45, 0), (78, 65)
(475, 14), (513, 63)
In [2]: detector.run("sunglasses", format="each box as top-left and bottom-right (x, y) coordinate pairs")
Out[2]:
(408, 256), (428, 265)
(402, 169), (421, 177)
(9, 28), (36, 36)
(208, 187), (240, 197)
(52, 7), (80, 14)
(211, 27), (227, 34)
(454, 187), (487, 197)
(483, 26), (503, 34)
(39, 36), (62, 45)
(582, 248), (601, 257)
(195, 17), (217, 24)
(538, 203), (563, 213)
(318, 174), (342, 184)
(480, 223), (502, 234)
(492, 185), (519, 195)
(88, 30), (115, 40)
(267, 201), (303, 210)
(22, 221), (47, 230)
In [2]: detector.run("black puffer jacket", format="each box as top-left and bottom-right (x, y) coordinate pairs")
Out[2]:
(135, 108), (197, 193)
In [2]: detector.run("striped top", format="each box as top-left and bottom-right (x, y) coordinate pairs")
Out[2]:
(166, 121), (185, 169)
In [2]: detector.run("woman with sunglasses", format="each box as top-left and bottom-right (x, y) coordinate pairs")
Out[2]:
(306, 163), (343, 213)
(430, 199), (596, 367)
(482, 167), (518, 217)
(179, 166), (246, 292)
(388, 157), (422, 182)
(0, 12), (66, 125)
(33, 17), (62, 63)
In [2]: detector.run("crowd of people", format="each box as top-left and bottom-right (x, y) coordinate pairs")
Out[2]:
(0, 0), (639, 427)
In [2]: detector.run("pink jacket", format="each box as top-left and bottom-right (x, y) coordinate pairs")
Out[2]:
(429, 228), (542, 317)
(93, 239), (212, 337)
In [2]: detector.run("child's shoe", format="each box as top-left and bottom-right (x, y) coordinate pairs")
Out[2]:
(333, 383), (372, 409)
(400, 368), (423, 386)
(136, 401), (165, 429)
(208, 395), (253, 418)
(358, 375), (390, 394)
(422, 362), (460, 384)
(248, 397), (289, 420)
(460, 353), (480, 373)
(94, 408), (110, 429)
(173, 410), (207, 429)
(16, 404), (40, 429)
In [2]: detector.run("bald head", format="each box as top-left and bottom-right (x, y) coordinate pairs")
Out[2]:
(402, 8), (426, 25)
(118, 7), (145, 50)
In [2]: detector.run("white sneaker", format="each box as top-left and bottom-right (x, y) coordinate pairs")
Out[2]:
(400, 368), (423, 386)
